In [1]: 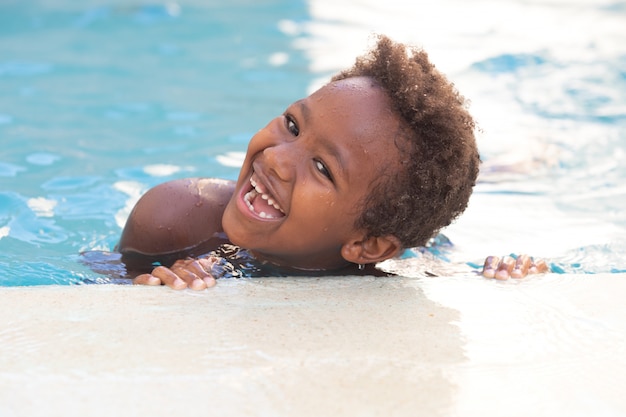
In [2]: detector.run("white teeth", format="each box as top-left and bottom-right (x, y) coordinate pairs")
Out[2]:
(244, 192), (277, 219)
(248, 176), (285, 214)
(243, 189), (257, 212)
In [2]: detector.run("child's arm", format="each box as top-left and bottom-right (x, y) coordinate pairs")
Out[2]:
(481, 254), (549, 280)
(117, 177), (235, 273)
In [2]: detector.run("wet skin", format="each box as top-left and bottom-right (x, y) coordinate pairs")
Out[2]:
(117, 177), (235, 270)
(120, 77), (549, 289)
(221, 76), (404, 270)
(482, 254), (549, 280)
(123, 76), (405, 287)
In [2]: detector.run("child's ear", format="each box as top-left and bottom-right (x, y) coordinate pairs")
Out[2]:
(341, 235), (402, 265)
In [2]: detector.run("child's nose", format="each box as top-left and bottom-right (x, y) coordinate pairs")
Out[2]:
(263, 143), (296, 183)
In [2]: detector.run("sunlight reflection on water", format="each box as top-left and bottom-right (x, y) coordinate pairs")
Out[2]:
(0, 0), (624, 284)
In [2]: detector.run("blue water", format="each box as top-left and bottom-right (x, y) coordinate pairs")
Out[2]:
(1, 0), (625, 285)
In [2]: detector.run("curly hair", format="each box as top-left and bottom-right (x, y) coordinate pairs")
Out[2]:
(332, 35), (480, 248)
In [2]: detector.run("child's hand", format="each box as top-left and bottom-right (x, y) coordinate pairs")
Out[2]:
(481, 254), (549, 280)
(134, 258), (217, 290)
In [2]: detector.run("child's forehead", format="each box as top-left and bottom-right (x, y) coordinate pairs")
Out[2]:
(295, 78), (406, 177)
(311, 76), (383, 100)
(287, 77), (402, 147)
(293, 77), (394, 124)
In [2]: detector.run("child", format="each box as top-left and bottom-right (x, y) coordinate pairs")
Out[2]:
(116, 35), (547, 290)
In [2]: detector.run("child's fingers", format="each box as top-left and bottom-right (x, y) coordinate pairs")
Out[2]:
(494, 256), (515, 280)
(184, 259), (213, 279)
(203, 276), (217, 288)
(151, 266), (187, 290)
(510, 254), (532, 278)
(187, 259), (217, 289)
(189, 278), (208, 291)
(133, 261), (218, 290)
(133, 273), (162, 286)
(529, 259), (549, 275)
(187, 258), (218, 289)
(482, 256), (500, 278)
(482, 255), (550, 280)
(197, 257), (216, 270)
(170, 264), (199, 281)
(171, 260), (214, 290)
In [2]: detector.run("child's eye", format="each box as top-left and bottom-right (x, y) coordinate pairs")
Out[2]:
(285, 115), (299, 136)
(315, 159), (333, 182)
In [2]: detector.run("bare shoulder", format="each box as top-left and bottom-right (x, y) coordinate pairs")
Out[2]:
(117, 178), (235, 258)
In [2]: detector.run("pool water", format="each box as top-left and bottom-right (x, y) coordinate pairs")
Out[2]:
(1, 0), (625, 286)
(0, 0), (312, 284)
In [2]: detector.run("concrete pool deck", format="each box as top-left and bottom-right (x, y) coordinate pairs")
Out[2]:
(1, 274), (625, 417)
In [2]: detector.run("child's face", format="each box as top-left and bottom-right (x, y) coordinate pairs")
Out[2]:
(222, 76), (403, 270)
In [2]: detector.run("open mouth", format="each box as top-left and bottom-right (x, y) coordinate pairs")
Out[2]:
(243, 173), (286, 219)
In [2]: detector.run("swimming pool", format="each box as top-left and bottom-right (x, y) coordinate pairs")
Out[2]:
(1, 0), (624, 284)
(0, 0), (314, 284)
(1, 1), (625, 416)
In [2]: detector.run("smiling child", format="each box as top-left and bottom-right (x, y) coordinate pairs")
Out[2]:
(116, 35), (547, 289)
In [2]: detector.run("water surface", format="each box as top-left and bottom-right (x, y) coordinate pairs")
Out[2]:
(0, 0), (625, 284)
